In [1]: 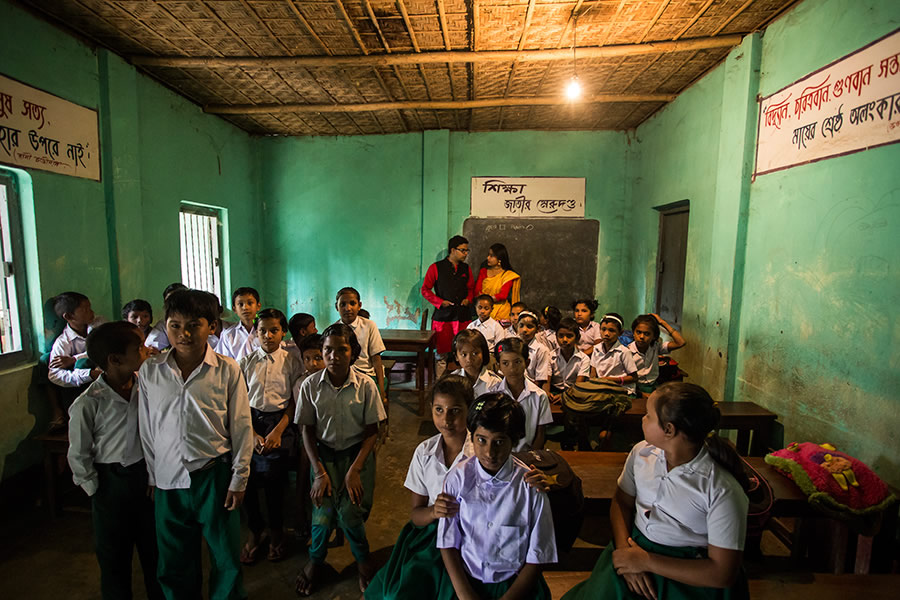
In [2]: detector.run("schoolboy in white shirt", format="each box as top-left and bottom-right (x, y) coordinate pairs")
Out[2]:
(139, 289), (254, 599)
(466, 294), (506, 352)
(334, 287), (387, 401)
(144, 282), (187, 352)
(549, 317), (591, 402)
(589, 313), (639, 395)
(216, 286), (262, 360)
(67, 321), (162, 600)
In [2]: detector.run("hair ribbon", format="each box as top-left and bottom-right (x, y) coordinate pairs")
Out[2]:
(602, 314), (623, 326)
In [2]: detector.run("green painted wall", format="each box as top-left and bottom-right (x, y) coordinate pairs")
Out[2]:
(259, 129), (628, 329)
(630, 0), (900, 487)
(735, 0), (900, 482)
(0, 1), (259, 480)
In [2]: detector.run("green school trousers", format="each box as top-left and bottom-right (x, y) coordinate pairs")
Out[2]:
(154, 455), (246, 600)
(93, 461), (163, 600)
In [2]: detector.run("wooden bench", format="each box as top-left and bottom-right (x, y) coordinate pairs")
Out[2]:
(544, 572), (900, 600)
(552, 397), (777, 455)
(558, 451), (898, 574)
(34, 430), (69, 517)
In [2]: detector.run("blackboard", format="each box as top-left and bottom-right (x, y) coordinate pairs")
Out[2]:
(462, 217), (599, 313)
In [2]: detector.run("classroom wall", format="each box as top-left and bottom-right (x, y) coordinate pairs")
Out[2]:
(0, 1), (260, 481)
(258, 129), (628, 327)
(630, 0), (900, 487)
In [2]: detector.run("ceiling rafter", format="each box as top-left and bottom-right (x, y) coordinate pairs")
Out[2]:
(285, 1), (332, 55)
(130, 35), (743, 67)
(674, 0), (715, 40)
(205, 93), (677, 114)
(639, 0), (672, 43)
(712, 0), (756, 36)
(436, 0), (452, 50)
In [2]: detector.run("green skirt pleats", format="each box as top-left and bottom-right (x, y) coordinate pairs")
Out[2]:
(431, 562), (552, 600)
(561, 529), (749, 600)
(365, 521), (455, 600)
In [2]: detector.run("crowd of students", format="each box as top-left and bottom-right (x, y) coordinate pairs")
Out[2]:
(47, 275), (752, 600)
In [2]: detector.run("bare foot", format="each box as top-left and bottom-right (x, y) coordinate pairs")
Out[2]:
(358, 559), (375, 593)
(295, 561), (321, 597)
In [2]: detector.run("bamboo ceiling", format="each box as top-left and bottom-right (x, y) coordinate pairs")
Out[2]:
(23, 0), (801, 135)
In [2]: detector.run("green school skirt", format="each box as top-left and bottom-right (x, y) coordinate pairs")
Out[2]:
(561, 528), (749, 600)
(432, 563), (552, 600)
(364, 521), (454, 600)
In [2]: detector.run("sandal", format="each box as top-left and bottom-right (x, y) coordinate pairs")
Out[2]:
(239, 533), (268, 565)
(267, 541), (287, 562)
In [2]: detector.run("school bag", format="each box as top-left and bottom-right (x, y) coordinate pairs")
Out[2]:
(513, 449), (584, 553)
(560, 379), (632, 416)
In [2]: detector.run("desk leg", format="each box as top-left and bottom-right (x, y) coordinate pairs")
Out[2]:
(416, 350), (425, 416)
(735, 429), (751, 456)
(750, 421), (773, 456)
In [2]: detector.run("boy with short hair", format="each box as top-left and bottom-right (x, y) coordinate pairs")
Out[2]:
(144, 282), (187, 352)
(139, 289), (254, 599)
(216, 286), (261, 360)
(466, 294), (506, 352)
(503, 301), (528, 338)
(285, 312), (317, 366)
(48, 291), (104, 430)
(122, 299), (153, 337)
(67, 321), (162, 600)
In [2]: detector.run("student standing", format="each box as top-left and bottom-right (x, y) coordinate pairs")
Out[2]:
(67, 321), (162, 600)
(334, 287), (387, 402)
(139, 289), (254, 600)
(295, 323), (387, 596)
(421, 235), (475, 375)
(466, 294), (506, 353)
(216, 286), (262, 360)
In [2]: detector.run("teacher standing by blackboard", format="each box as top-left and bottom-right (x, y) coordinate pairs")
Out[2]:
(474, 243), (521, 322)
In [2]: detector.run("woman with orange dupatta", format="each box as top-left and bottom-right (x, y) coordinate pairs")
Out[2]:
(474, 243), (521, 323)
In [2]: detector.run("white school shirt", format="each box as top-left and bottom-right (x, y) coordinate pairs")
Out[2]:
(67, 375), (145, 496)
(138, 346), (254, 492)
(215, 322), (258, 360)
(404, 433), (472, 506)
(144, 319), (170, 351)
(452, 367), (503, 398)
(339, 316), (386, 377)
(492, 378), (553, 451)
(538, 329), (560, 353)
(577, 321), (602, 353)
(525, 337), (551, 383)
(590, 340), (638, 394)
(239, 347), (303, 412)
(618, 441), (749, 550)
(48, 320), (106, 387)
(550, 348), (590, 390)
(437, 455), (558, 583)
(502, 324), (518, 339)
(295, 367), (387, 451)
(628, 339), (672, 385)
(467, 317), (506, 352)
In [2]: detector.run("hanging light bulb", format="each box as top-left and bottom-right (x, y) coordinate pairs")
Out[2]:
(565, 13), (582, 101)
(566, 76), (582, 100)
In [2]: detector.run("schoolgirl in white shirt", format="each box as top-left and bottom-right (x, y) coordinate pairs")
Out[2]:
(538, 305), (562, 352)
(216, 286), (261, 360)
(492, 337), (553, 451)
(549, 317), (590, 403)
(589, 312), (639, 395)
(238, 308), (304, 564)
(572, 298), (602, 355)
(437, 393), (557, 600)
(562, 382), (750, 600)
(629, 313), (686, 395)
(452, 329), (502, 397)
(467, 294), (507, 352)
(515, 311), (552, 393)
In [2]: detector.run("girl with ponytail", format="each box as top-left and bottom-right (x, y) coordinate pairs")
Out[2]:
(563, 382), (750, 600)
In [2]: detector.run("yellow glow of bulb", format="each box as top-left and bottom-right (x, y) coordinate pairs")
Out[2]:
(565, 77), (582, 100)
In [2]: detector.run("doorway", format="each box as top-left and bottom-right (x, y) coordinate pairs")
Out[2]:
(654, 202), (689, 328)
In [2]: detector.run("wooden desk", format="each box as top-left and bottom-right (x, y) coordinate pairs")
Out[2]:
(381, 329), (435, 415)
(552, 398), (777, 455)
(558, 451), (898, 574)
(34, 431), (69, 517)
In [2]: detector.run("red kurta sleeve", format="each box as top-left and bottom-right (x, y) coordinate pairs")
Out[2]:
(494, 279), (515, 302)
(420, 263), (443, 309)
(474, 268), (487, 297)
(465, 265), (475, 303)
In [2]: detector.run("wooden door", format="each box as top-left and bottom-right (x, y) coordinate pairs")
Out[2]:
(655, 208), (689, 328)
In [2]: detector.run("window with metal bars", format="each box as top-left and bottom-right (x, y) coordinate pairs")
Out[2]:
(179, 204), (223, 301)
(0, 170), (30, 360)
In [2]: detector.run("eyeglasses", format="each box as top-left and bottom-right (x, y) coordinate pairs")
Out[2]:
(454, 247), (470, 253)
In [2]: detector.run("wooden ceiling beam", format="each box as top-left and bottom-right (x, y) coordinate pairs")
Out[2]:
(712, 0), (756, 36)
(364, 0), (392, 53)
(436, 0), (453, 50)
(131, 34), (743, 68)
(517, 0), (536, 51)
(638, 0), (671, 43)
(673, 0), (715, 40)
(286, 1), (332, 55)
(335, 0), (369, 54)
(204, 94), (677, 114)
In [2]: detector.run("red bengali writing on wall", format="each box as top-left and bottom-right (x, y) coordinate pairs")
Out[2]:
(0, 73), (100, 181)
(755, 28), (900, 176)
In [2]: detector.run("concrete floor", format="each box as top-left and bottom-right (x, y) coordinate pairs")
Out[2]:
(0, 381), (796, 599)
